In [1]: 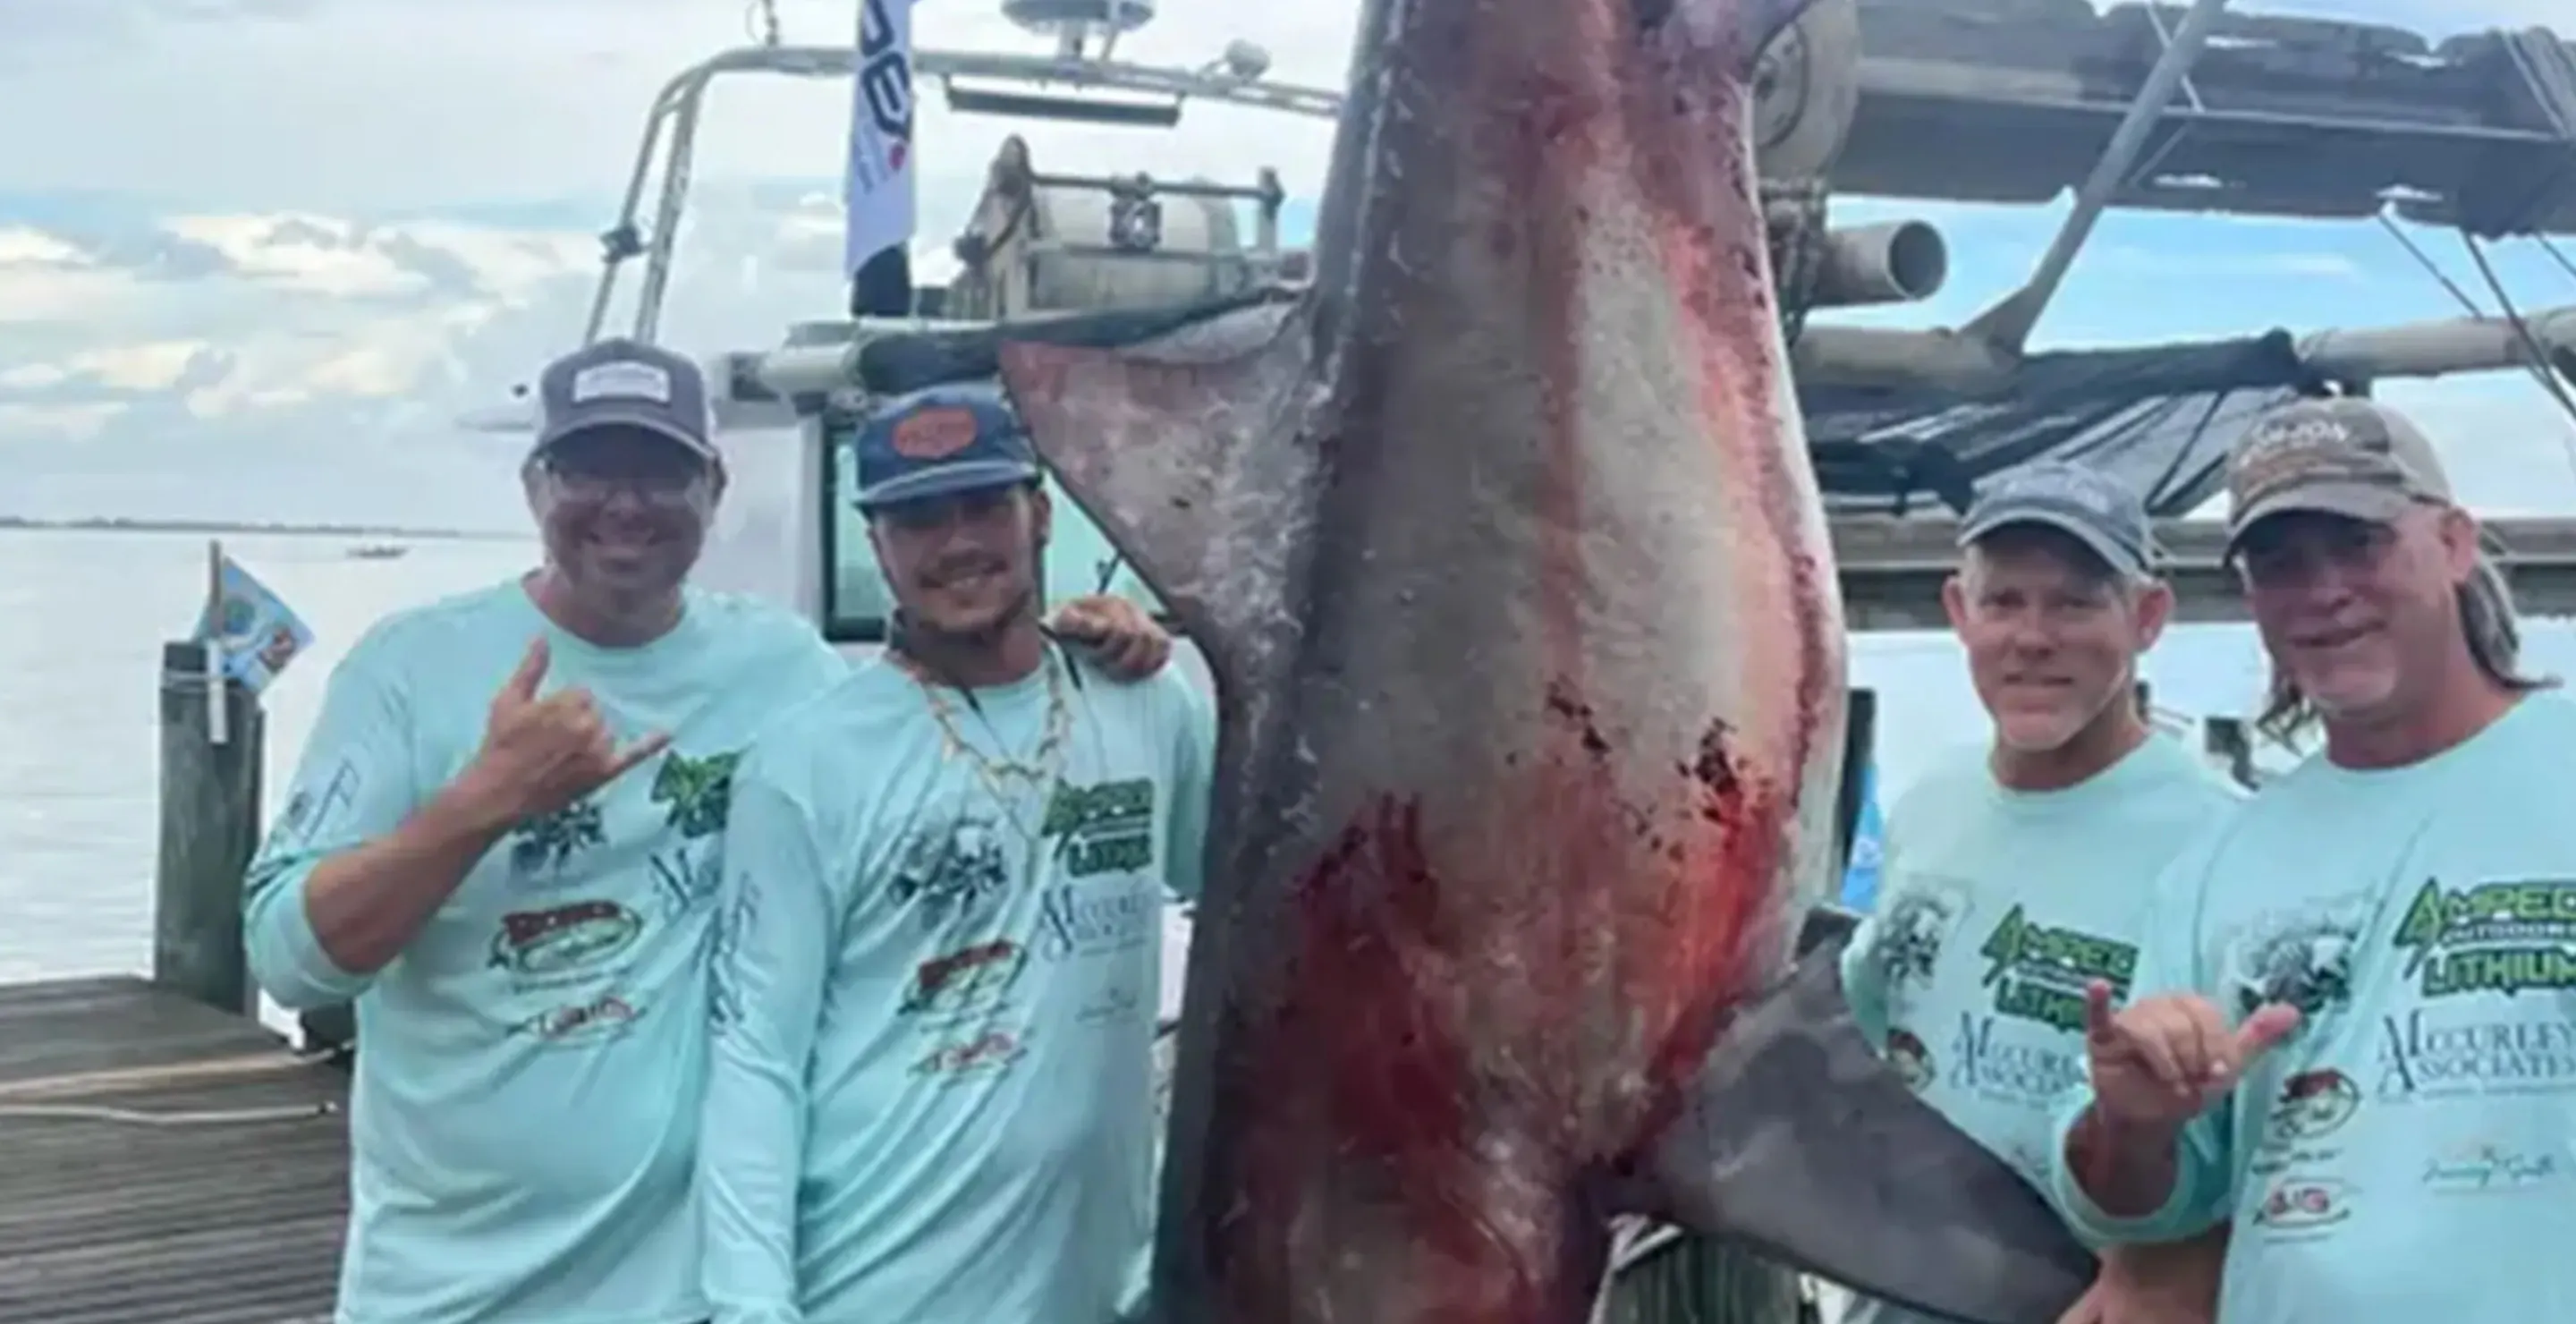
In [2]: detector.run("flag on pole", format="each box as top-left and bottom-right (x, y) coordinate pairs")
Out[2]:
(192, 540), (314, 697)
(1837, 759), (1886, 912)
(846, 0), (919, 314)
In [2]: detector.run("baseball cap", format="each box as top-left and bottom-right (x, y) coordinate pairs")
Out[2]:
(1956, 459), (2157, 578)
(531, 337), (719, 463)
(852, 383), (1042, 512)
(2224, 397), (2451, 550)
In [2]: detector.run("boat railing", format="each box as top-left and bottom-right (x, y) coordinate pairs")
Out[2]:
(580, 37), (1340, 350)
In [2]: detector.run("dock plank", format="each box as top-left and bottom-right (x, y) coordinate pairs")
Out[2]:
(0, 977), (346, 1323)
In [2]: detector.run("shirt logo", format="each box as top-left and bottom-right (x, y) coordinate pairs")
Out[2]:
(490, 900), (643, 979)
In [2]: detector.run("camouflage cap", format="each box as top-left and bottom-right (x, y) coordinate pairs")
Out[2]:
(2225, 397), (2452, 551)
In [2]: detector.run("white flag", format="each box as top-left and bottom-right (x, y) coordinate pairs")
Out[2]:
(846, 0), (919, 279)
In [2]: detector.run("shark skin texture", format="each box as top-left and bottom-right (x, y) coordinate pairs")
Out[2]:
(987, 1), (2100, 1320)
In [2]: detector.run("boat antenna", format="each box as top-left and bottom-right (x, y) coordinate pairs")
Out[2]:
(742, 0), (782, 47)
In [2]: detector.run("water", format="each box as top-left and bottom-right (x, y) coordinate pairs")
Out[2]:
(8, 524), (2573, 986)
(0, 528), (534, 984)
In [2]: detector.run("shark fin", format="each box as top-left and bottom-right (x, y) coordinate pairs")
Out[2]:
(1637, 938), (2098, 1324)
(996, 297), (1320, 689)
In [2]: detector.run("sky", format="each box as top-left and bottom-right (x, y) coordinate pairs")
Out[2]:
(1, 0), (2573, 530)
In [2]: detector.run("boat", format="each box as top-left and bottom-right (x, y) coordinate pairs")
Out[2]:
(504, 0), (2576, 622)
(344, 543), (410, 561)
(465, 0), (2566, 1316)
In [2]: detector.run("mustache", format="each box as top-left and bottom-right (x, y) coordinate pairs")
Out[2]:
(921, 556), (1007, 587)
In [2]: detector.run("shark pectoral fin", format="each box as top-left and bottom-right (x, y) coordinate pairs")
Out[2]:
(995, 297), (1320, 684)
(1637, 946), (2097, 1324)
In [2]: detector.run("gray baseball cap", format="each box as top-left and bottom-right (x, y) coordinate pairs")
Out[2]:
(531, 337), (719, 463)
(1957, 459), (2157, 578)
(2224, 396), (2451, 551)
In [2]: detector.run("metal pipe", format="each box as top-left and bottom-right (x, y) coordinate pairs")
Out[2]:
(1809, 221), (1949, 308)
(2299, 305), (2576, 381)
(1962, 0), (2234, 351)
(1788, 302), (2576, 395)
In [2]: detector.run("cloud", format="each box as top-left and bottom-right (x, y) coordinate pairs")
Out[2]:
(0, 0), (2571, 533)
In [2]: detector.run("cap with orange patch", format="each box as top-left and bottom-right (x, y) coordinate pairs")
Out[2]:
(851, 382), (1043, 512)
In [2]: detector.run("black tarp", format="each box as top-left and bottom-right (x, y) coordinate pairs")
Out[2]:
(1803, 329), (2325, 518)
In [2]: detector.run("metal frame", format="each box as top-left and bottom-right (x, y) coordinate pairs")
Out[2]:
(518, 12), (2576, 634)
(1963, 0), (2233, 352)
(578, 42), (1340, 346)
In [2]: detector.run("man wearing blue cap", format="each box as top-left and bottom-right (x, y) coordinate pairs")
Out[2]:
(699, 382), (1216, 1324)
(1835, 460), (2241, 1324)
(242, 339), (1174, 1324)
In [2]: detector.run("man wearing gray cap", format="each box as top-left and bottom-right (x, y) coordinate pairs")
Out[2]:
(2055, 396), (2574, 1323)
(1837, 459), (2241, 1324)
(240, 338), (1175, 1324)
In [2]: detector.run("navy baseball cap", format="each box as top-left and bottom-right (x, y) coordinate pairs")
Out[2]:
(1958, 460), (2158, 578)
(852, 383), (1042, 512)
(532, 337), (719, 463)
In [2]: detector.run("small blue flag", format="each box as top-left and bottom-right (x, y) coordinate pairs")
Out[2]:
(1838, 760), (1885, 912)
(192, 547), (313, 695)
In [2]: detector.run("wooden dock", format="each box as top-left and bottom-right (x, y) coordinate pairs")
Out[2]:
(0, 977), (347, 1324)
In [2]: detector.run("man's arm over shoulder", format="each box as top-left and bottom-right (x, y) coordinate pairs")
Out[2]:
(2049, 832), (2235, 1245)
(701, 738), (842, 1324)
(243, 622), (496, 1009)
(1159, 671), (1217, 905)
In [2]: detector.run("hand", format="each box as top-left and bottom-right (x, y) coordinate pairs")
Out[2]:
(1050, 594), (1171, 682)
(458, 637), (671, 825)
(2082, 981), (2299, 1134)
(2066, 1237), (2225, 1324)
(2055, 1277), (2108, 1324)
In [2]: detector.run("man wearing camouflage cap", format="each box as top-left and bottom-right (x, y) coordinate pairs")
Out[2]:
(1837, 459), (2241, 1324)
(2055, 396), (2574, 1322)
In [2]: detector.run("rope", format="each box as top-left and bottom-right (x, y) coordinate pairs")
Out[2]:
(2456, 231), (2576, 425)
(2372, 211), (2576, 482)
(2541, 235), (2576, 288)
(2375, 213), (2485, 318)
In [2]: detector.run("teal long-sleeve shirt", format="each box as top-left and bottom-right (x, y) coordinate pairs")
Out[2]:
(699, 647), (1215, 1324)
(2051, 692), (2576, 1322)
(241, 580), (849, 1324)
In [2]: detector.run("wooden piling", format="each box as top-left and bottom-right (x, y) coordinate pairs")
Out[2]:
(153, 640), (264, 1018)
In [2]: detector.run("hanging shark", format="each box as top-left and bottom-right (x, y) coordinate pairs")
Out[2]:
(986, 0), (2100, 1320)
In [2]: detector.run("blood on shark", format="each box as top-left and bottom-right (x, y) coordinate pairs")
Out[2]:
(981, 0), (2099, 1320)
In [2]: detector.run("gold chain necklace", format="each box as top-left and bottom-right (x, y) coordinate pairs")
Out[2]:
(913, 648), (1072, 848)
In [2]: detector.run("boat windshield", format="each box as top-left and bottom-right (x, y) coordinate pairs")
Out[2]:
(821, 434), (1169, 641)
